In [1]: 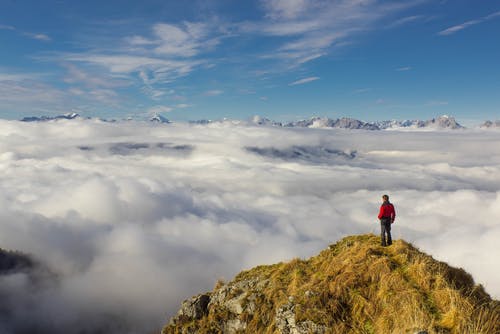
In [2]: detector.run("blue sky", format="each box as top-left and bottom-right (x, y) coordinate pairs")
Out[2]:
(0, 0), (499, 124)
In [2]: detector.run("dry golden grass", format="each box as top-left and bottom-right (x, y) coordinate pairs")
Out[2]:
(163, 234), (500, 334)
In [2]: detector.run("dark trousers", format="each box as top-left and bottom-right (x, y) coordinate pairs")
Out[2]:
(380, 219), (392, 246)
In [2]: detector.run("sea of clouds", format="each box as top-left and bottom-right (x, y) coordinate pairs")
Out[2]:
(0, 119), (499, 333)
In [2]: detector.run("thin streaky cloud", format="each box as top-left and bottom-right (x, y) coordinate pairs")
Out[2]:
(203, 89), (223, 96)
(438, 10), (500, 36)
(387, 15), (426, 28)
(485, 10), (500, 20)
(63, 63), (129, 89)
(426, 100), (449, 106)
(0, 24), (15, 30)
(24, 32), (51, 41)
(289, 76), (319, 86)
(396, 66), (412, 71)
(0, 71), (43, 81)
(62, 54), (201, 76)
(438, 19), (481, 35)
(354, 88), (372, 94)
(262, 0), (310, 20)
(387, 14), (438, 29)
(148, 105), (173, 114)
(246, 0), (426, 69)
(44, 20), (224, 106)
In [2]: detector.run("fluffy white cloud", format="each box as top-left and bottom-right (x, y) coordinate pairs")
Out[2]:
(0, 119), (499, 333)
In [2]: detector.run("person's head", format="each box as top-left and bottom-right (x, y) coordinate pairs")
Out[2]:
(382, 194), (389, 202)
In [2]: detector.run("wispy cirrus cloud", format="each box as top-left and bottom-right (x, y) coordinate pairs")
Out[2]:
(426, 100), (449, 106)
(148, 105), (173, 114)
(0, 24), (51, 41)
(354, 88), (372, 94)
(0, 68), (124, 115)
(50, 20), (225, 108)
(262, 0), (310, 20)
(438, 10), (500, 36)
(23, 32), (51, 41)
(289, 76), (319, 86)
(63, 63), (129, 89)
(0, 69), (43, 81)
(126, 22), (220, 58)
(203, 89), (224, 96)
(0, 80), (123, 116)
(0, 79), (68, 116)
(62, 54), (200, 76)
(0, 24), (15, 30)
(389, 15), (425, 27)
(386, 14), (436, 29)
(246, 0), (427, 68)
(396, 66), (412, 71)
(0, 2), (437, 117)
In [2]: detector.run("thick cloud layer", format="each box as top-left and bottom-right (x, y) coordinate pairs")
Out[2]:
(0, 119), (499, 333)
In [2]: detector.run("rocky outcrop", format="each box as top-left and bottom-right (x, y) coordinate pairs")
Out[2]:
(167, 277), (268, 334)
(425, 115), (463, 129)
(275, 297), (327, 334)
(166, 279), (330, 334)
(0, 247), (54, 285)
(176, 294), (210, 321)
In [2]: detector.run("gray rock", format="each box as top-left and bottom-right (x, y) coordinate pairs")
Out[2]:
(275, 301), (326, 334)
(224, 319), (247, 333)
(173, 294), (210, 322)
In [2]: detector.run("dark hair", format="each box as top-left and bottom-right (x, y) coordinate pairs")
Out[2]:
(382, 194), (389, 201)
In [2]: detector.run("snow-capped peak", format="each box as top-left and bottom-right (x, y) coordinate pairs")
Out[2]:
(149, 113), (171, 123)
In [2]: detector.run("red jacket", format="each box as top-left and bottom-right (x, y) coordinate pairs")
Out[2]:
(378, 202), (396, 220)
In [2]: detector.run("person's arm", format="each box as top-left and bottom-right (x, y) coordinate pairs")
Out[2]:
(378, 205), (384, 220)
(391, 204), (396, 223)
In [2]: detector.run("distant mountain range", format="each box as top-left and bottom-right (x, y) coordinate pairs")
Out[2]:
(18, 113), (500, 130)
(480, 120), (500, 128)
(250, 115), (466, 130)
(21, 112), (81, 122)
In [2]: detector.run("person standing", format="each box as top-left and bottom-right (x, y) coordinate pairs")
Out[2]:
(378, 194), (396, 246)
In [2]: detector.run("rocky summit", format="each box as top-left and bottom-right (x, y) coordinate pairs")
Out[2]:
(163, 234), (499, 334)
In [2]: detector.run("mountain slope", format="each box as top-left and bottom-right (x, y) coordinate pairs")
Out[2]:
(163, 234), (499, 334)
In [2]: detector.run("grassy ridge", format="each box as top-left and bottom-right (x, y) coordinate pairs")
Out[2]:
(163, 234), (499, 333)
